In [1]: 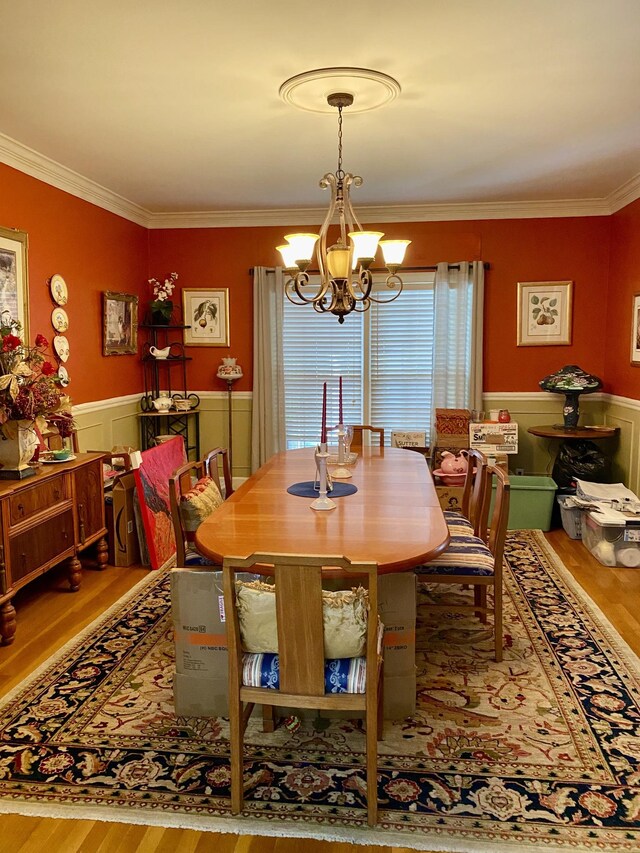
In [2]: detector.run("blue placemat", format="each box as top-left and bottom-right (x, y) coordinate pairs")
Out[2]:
(287, 481), (358, 498)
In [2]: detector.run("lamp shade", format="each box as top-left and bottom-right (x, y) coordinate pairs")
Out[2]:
(277, 244), (299, 270)
(326, 245), (352, 279)
(380, 239), (411, 267)
(539, 365), (602, 429)
(349, 230), (384, 265)
(284, 233), (320, 264)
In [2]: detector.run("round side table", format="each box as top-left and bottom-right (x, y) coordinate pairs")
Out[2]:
(527, 424), (618, 480)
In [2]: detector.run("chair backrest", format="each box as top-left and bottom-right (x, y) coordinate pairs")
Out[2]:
(461, 448), (490, 539)
(486, 464), (511, 574)
(42, 424), (79, 453)
(351, 425), (385, 450)
(223, 553), (378, 698)
(169, 447), (232, 566)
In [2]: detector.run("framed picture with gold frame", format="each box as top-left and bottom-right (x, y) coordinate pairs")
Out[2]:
(103, 291), (138, 355)
(0, 226), (29, 341)
(631, 292), (640, 366)
(517, 280), (573, 346)
(182, 288), (230, 346)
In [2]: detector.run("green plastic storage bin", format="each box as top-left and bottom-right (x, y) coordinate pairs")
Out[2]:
(491, 475), (557, 530)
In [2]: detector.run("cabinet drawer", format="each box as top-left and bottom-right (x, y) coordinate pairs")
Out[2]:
(9, 509), (75, 583)
(9, 475), (69, 525)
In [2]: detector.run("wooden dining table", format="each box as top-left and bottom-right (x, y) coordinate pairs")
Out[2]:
(195, 446), (450, 573)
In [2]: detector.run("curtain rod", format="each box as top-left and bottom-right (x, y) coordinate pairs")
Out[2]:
(248, 262), (490, 275)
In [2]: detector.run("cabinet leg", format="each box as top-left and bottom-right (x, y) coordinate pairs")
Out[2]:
(0, 599), (17, 645)
(67, 555), (82, 592)
(95, 537), (108, 570)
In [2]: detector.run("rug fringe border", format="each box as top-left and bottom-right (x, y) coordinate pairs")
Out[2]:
(0, 799), (598, 853)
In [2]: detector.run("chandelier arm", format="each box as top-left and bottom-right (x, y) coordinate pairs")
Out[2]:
(318, 172), (338, 284)
(366, 274), (404, 304)
(284, 272), (330, 305)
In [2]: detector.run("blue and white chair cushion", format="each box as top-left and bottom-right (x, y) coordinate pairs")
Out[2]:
(242, 652), (367, 694)
(415, 531), (495, 576)
(443, 509), (473, 533)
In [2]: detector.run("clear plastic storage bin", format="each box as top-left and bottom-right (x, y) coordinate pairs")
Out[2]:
(557, 497), (583, 540)
(581, 512), (640, 567)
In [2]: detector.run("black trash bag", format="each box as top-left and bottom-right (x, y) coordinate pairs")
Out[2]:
(552, 440), (610, 488)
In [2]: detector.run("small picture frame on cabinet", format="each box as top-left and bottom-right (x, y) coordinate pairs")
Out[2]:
(631, 293), (640, 366)
(103, 291), (138, 355)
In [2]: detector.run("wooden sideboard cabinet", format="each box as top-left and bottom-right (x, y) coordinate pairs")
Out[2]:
(0, 453), (108, 645)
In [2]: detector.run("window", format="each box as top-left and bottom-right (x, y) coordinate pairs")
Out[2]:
(283, 273), (440, 447)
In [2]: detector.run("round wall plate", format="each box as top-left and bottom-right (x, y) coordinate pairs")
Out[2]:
(53, 334), (70, 362)
(51, 307), (69, 332)
(57, 364), (70, 387)
(50, 274), (68, 306)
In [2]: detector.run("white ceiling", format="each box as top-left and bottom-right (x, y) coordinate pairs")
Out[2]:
(2, 0), (640, 226)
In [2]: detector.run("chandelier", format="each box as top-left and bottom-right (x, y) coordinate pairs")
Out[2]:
(277, 90), (411, 324)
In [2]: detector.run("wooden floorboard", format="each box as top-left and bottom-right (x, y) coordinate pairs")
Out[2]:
(0, 532), (638, 850)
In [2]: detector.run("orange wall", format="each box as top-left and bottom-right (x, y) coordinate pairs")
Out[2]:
(150, 216), (612, 393)
(0, 164), (148, 404)
(606, 198), (640, 398)
(0, 162), (629, 402)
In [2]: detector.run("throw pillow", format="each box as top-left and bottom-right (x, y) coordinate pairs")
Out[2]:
(180, 476), (224, 533)
(235, 580), (369, 658)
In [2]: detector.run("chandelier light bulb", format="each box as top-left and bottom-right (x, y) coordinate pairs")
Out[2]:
(276, 244), (300, 270)
(380, 239), (411, 268)
(284, 233), (319, 266)
(349, 231), (384, 267)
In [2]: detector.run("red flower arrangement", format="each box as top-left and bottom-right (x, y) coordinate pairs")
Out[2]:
(0, 317), (74, 439)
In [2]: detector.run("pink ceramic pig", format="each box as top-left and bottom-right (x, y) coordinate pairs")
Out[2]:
(439, 450), (469, 475)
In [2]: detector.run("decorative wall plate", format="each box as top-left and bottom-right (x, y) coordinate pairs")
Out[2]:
(53, 334), (70, 362)
(51, 307), (69, 332)
(57, 364), (70, 387)
(50, 274), (68, 306)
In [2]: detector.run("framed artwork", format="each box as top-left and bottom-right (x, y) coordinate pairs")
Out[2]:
(631, 293), (640, 366)
(182, 288), (229, 346)
(0, 226), (29, 340)
(517, 280), (573, 346)
(103, 291), (138, 355)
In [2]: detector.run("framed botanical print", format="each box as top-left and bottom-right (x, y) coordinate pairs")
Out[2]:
(517, 280), (573, 346)
(103, 291), (138, 355)
(631, 293), (640, 366)
(0, 226), (29, 340)
(182, 288), (230, 346)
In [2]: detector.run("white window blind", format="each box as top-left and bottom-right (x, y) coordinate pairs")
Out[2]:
(283, 271), (467, 447)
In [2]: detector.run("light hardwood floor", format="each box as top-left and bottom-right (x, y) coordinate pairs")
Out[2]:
(0, 531), (638, 851)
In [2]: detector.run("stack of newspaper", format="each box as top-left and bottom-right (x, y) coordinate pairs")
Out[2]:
(565, 480), (640, 524)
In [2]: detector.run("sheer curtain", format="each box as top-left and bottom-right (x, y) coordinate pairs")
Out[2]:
(251, 267), (286, 471)
(432, 261), (484, 415)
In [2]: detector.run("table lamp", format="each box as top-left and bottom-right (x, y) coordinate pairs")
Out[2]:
(539, 365), (602, 429)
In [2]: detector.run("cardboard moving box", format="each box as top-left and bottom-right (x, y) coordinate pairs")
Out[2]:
(171, 567), (229, 717)
(105, 471), (140, 567)
(378, 573), (417, 719)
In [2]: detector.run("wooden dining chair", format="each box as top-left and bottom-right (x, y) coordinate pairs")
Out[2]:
(169, 447), (232, 566)
(443, 449), (490, 540)
(415, 465), (511, 661)
(223, 552), (384, 826)
(41, 424), (79, 453)
(351, 425), (385, 450)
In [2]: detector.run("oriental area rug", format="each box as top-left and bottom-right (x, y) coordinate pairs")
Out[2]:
(0, 530), (639, 852)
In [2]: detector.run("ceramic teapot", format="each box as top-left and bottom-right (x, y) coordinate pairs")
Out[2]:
(152, 396), (173, 412)
(439, 450), (469, 475)
(150, 345), (171, 360)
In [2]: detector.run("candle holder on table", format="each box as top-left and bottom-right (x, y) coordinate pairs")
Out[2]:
(311, 444), (336, 511)
(330, 424), (353, 479)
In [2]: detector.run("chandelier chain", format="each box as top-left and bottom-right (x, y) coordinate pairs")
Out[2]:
(336, 106), (344, 181)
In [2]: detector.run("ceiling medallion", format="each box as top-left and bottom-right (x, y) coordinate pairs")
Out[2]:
(279, 67), (401, 114)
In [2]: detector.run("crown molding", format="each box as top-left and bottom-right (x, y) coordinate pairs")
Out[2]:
(0, 132), (151, 227)
(146, 198), (613, 229)
(2, 131), (640, 228)
(606, 172), (640, 214)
